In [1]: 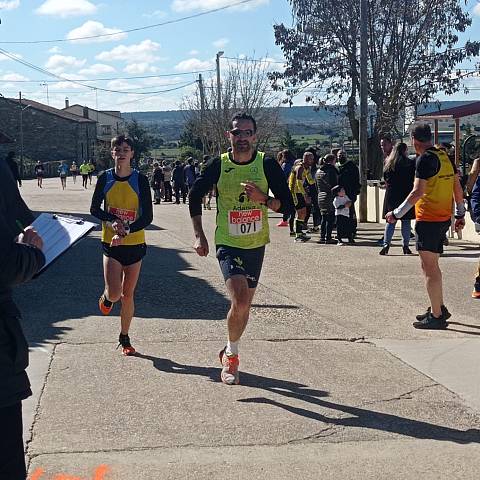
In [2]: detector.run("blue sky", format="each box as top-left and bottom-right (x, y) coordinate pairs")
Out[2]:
(0, 0), (479, 112)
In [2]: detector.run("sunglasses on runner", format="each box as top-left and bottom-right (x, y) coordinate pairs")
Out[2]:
(229, 128), (254, 138)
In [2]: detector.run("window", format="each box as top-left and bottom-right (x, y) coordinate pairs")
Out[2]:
(101, 124), (112, 136)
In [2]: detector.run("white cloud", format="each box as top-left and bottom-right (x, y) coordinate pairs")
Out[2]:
(78, 63), (116, 76)
(123, 63), (160, 74)
(0, 52), (22, 62)
(1, 72), (28, 81)
(474, 3), (480, 16)
(213, 37), (229, 49)
(36, 0), (98, 18)
(48, 46), (61, 54)
(171, 0), (269, 12)
(142, 9), (167, 18)
(0, 0), (20, 11)
(107, 79), (142, 91)
(96, 40), (160, 63)
(45, 54), (87, 73)
(175, 57), (213, 71)
(189, 49), (200, 55)
(66, 21), (127, 43)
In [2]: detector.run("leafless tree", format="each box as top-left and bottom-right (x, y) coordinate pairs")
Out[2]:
(182, 57), (282, 154)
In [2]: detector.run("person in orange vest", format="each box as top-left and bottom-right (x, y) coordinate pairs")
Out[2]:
(386, 122), (465, 329)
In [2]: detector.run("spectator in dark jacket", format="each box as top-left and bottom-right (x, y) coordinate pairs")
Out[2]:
(151, 163), (164, 204)
(316, 153), (338, 243)
(379, 142), (415, 255)
(5, 151), (22, 187)
(277, 149), (296, 231)
(172, 161), (187, 204)
(470, 173), (480, 298)
(0, 160), (45, 479)
(184, 157), (197, 191)
(337, 150), (360, 236)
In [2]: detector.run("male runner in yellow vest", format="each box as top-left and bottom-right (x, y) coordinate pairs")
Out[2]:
(188, 112), (293, 385)
(386, 122), (465, 329)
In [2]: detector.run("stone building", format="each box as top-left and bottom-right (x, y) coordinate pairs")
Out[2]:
(63, 100), (125, 143)
(0, 97), (97, 164)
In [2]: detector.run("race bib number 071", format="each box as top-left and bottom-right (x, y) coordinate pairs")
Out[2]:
(228, 209), (262, 236)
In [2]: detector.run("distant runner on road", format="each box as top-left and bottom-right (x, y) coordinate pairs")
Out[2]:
(90, 135), (153, 356)
(188, 112), (293, 385)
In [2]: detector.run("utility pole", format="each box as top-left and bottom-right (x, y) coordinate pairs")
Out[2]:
(359, 0), (368, 222)
(198, 73), (206, 154)
(215, 51), (224, 112)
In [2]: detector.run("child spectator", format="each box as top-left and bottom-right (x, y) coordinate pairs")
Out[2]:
(332, 185), (354, 245)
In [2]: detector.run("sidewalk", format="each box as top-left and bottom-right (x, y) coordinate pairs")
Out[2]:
(15, 178), (480, 479)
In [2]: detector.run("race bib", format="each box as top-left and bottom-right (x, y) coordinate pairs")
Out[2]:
(228, 209), (263, 236)
(108, 206), (136, 223)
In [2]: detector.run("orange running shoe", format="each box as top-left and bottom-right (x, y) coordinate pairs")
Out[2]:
(219, 347), (239, 385)
(472, 289), (480, 299)
(117, 334), (136, 356)
(98, 294), (113, 315)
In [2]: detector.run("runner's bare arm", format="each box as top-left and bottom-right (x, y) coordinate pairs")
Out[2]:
(191, 215), (209, 257)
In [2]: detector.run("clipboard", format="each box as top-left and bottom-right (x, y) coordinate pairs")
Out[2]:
(31, 213), (97, 274)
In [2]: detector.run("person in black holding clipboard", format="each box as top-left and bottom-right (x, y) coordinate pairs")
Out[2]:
(90, 136), (153, 356)
(0, 159), (45, 479)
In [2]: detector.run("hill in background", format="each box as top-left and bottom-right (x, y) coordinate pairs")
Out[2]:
(122, 101), (479, 141)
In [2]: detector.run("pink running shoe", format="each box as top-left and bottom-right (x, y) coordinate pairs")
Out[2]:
(277, 220), (288, 227)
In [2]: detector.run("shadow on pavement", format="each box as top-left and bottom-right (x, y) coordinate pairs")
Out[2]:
(14, 234), (229, 347)
(137, 354), (480, 445)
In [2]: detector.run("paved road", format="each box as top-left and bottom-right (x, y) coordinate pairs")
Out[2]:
(13, 177), (480, 479)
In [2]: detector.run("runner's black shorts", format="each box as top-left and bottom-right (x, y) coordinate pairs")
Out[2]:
(216, 245), (265, 288)
(102, 242), (146, 266)
(294, 193), (307, 210)
(415, 220), (451, 254)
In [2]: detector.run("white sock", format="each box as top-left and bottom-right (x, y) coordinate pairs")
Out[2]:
(226, 340), (238, 356)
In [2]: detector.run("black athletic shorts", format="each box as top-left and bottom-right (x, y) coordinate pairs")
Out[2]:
(295, 193), (307, 210)
(216, 245), (265, 288)
(102, 242), (146, 266)
(415, 220), (451, 254)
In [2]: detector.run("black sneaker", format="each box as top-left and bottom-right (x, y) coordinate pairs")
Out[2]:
(412, 312), (448, 330)
(294, 233), (311, 243)
(415, 305), (451, 321)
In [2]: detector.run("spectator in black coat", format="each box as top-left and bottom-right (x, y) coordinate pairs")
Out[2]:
(151, 163), (164, 204)
(316, 153), (339, 243)
(5, 151), (22, 187)
(0, 160), (45, 479)
(379, 142), (415, 255)
(337, 150), (360, 236)
(172, 160), (187, 204)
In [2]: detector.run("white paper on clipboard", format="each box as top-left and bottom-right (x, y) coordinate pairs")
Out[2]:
(31, 213), (97, 271)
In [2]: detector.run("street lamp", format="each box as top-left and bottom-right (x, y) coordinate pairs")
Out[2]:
(216, 51), (224, 111)
(40, 82), (49, 105)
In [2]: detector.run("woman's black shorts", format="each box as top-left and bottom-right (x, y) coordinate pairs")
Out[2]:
(102, 242), (146, 266)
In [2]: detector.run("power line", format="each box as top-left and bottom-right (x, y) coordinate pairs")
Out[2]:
(223, 56), (286, 64)
(117, 82), (196, 106)
(0, 0), (256, 44)
(0, 69), (215, 83)
(0, 46), (196, 95)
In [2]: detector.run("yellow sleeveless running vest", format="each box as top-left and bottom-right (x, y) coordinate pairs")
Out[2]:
(415, 148), (455, 222)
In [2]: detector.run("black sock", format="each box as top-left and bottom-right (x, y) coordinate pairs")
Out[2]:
(295, 220), (304, 234)
(102, 295), (113, 308)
